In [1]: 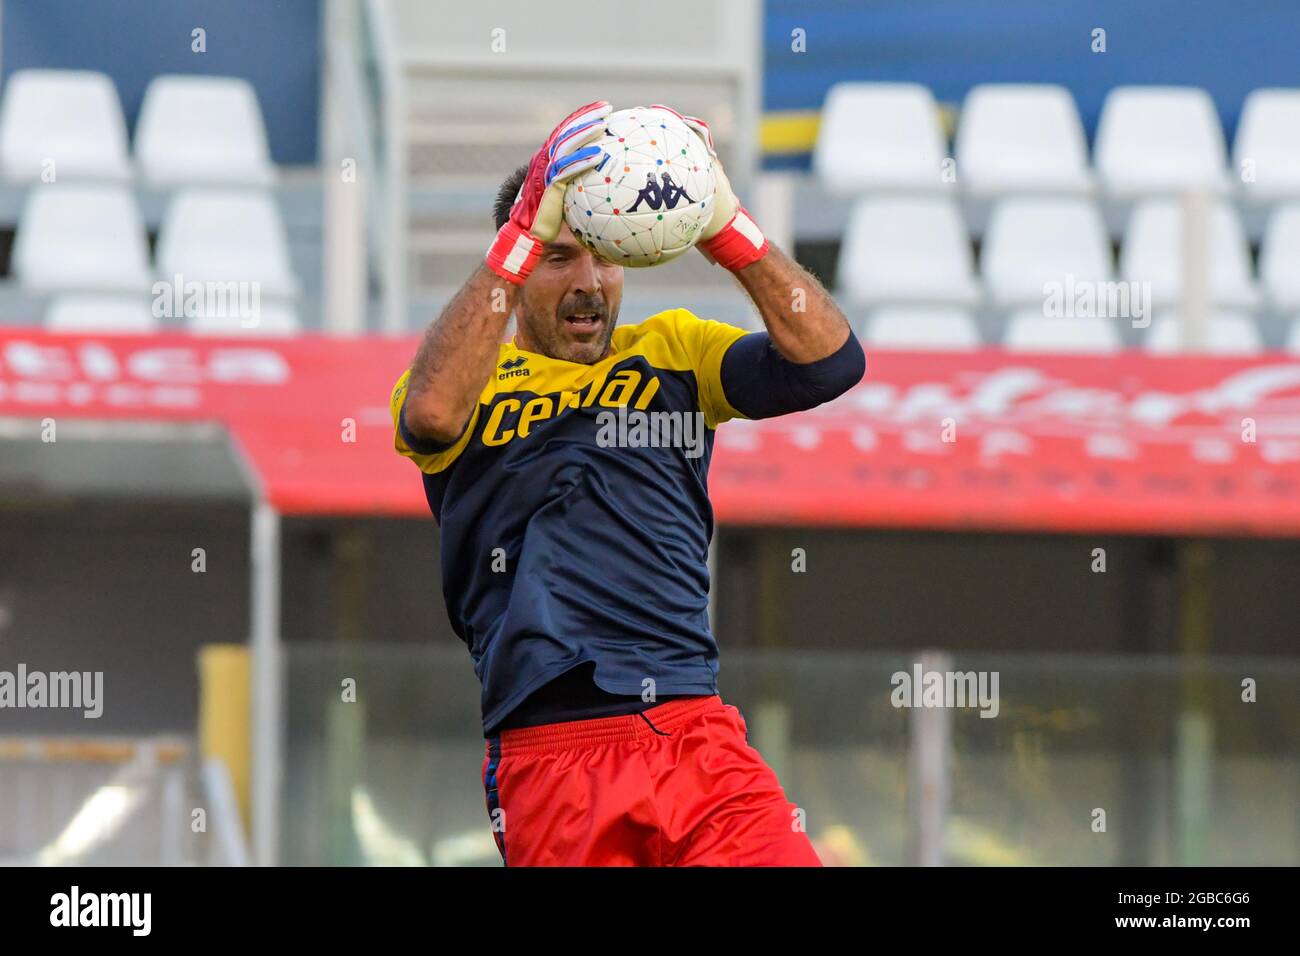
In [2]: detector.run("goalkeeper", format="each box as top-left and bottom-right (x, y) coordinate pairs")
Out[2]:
(391, 101), (864, 866)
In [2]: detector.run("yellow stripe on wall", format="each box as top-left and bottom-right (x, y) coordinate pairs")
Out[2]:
(760, 111), (822, 154)
(759, 103), (958, 155)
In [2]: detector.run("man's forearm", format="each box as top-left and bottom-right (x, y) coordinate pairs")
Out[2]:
(404, 264), (517, 442)
(730, 244), (850, 363)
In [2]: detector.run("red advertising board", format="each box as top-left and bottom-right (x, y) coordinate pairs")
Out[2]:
(2, 330), (1299, 536)
(710, 349), (1300, 536)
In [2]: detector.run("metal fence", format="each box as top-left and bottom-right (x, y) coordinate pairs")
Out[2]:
(280, 644), (1300, 866)
(0, 736), (249, 865)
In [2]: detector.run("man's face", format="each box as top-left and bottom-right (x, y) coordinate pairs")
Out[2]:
(514, 224), (624, 365)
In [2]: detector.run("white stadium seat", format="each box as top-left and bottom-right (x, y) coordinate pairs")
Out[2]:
(1003, 309), (1122, 354)
(1259, 203), (1300, 311)
(156, 190), (300, 298)
(1095, 86), (1230, 197)
(954, 84), (1093, 197)
(135, 75), (275, 187)
(1144, 311), (1262, 355)
(862, 307), (980, 350)
(188, 302), (302, 336)
(0, 69), (131, 183)
(12, 186), (152, 294)
(45, 296), (159, 334)
(981, 199), (1112, 306)
(1119, 200), (1258, 308)
(814, 83), (951, 194)
(1233, 88), (1300, 203)
(837, 197), (979, 306)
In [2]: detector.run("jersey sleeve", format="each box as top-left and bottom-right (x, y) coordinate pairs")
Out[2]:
(716, 328), (866, 420)
(390, 368), (481, 475)
(673, 309), (751, 427)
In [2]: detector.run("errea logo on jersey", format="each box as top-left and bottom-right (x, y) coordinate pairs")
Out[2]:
(498, 356), (530, 380)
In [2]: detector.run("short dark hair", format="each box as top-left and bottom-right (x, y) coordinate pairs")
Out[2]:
(493, 164), (528, 231)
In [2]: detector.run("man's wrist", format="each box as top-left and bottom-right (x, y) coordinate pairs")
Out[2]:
(700, 206), (769, 272)
(486, 221), (542, 285)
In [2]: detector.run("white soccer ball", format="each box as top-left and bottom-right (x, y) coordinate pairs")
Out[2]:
(564, 106), (717, 267)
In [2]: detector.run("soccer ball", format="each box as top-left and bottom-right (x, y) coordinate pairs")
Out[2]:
(564, 106), (717, 267)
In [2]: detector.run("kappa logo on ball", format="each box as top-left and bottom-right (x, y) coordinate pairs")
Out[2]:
(626, 172), (694, 212)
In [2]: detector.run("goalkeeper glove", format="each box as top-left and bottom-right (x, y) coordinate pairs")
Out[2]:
(486, 101), (613, 285)
(650, 104), (769, 272)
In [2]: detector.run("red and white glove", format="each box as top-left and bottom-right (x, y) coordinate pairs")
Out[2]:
(486, 101), (613, 285)
(650, 104), (769, 272)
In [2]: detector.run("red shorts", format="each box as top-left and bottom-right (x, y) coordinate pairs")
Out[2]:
(481, 694), (822, 866)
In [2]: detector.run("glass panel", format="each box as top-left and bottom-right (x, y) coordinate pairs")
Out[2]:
(280, 645), (1300, 866)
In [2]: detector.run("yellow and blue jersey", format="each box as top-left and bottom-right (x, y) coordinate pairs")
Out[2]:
(392, 307), (864, 734)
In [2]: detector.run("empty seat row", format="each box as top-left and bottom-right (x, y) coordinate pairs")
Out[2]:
(836, 196), (1299, 310)
(815, 83), (1300, 203)
(861, 306), (1289, 355)
(12, 185), (300, 301)
(0, 70), (274, 187)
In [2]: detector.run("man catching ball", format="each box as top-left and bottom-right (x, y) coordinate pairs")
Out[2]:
(391, 101), (864, 866)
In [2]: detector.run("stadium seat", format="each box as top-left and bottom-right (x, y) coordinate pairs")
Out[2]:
(156, 190), (300, 298)
(135, 75), (275, 187)
(1259, 203), (1300, 311)
(1119, 200), (1258, 308)
(12, 186), (151, 293)
(862, 307), (981, 350)
(954, 84), (1093, 197)
(1095, 86), (1230, 197)
(814, 83), (951, 194)
(837, 197), (979, 306)
(1144, 311), (1262, 355)
(0, 69), (132, 183)
(188, 301), (302, 336)
(1233, 88), (1300, 203)
(981, 198), (1112, 306)
(45, 296), (159, 334)
(1003, 309), (1122, 353)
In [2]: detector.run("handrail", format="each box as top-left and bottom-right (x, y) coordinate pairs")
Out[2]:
(0, 736), (189, 765)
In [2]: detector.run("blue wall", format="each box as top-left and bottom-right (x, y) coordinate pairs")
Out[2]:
(765, 0), (1300, 166)
(2, 0), (321, 164)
